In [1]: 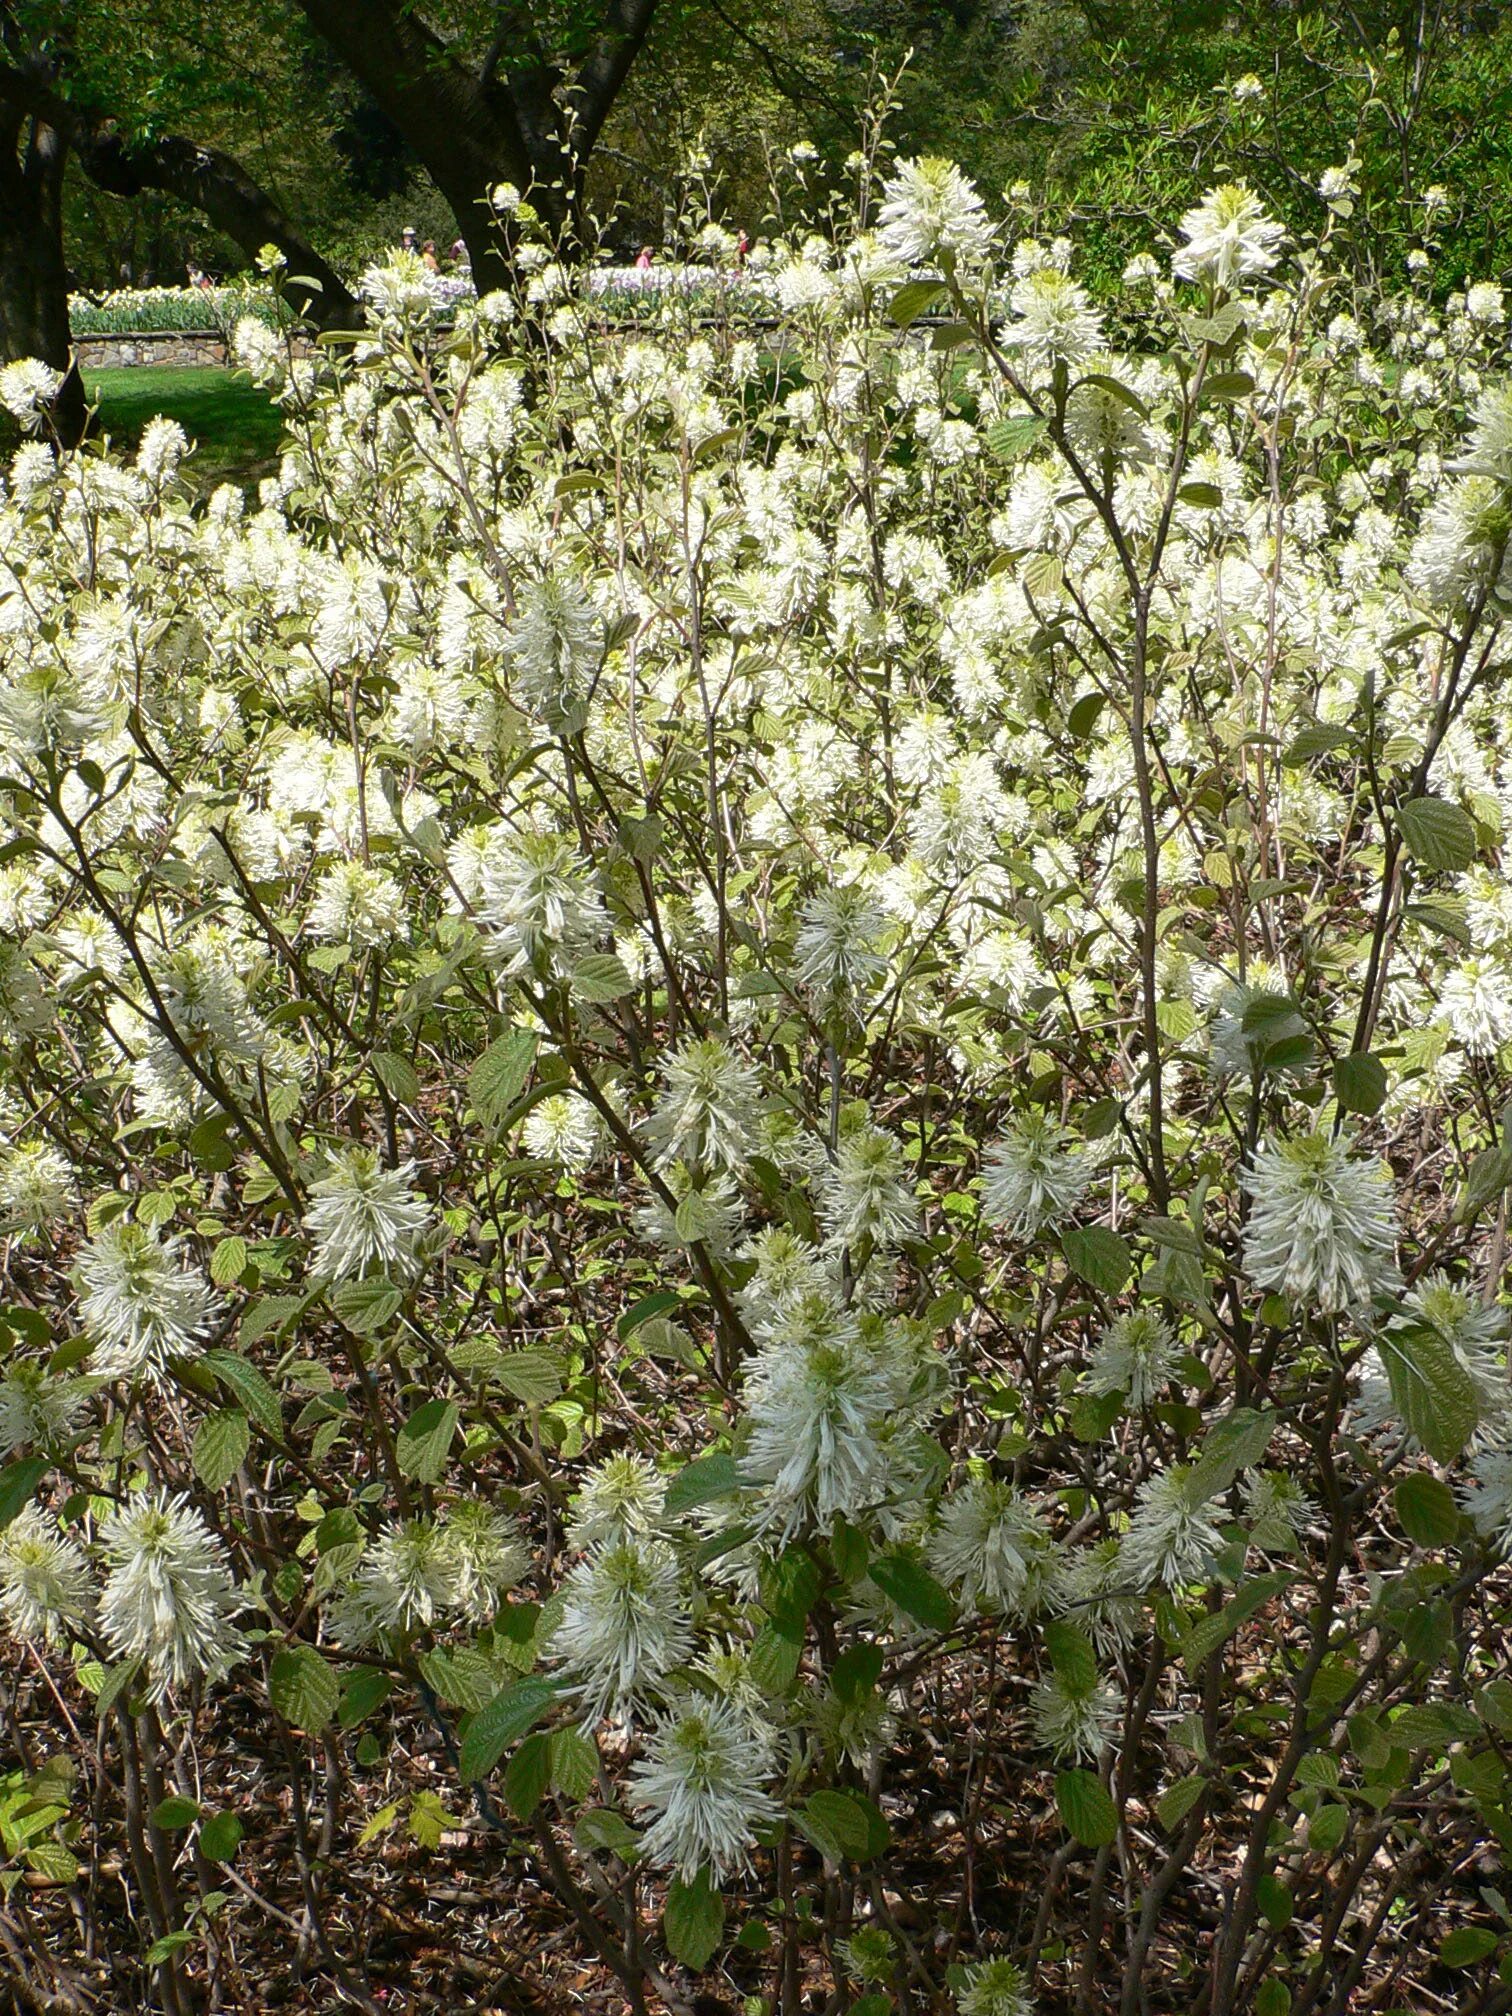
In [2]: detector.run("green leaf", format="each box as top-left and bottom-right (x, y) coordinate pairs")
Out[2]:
(268, 1646), (339, 1731)
(1043, 1619), (1098, 1694)
(664, 1869), (725, 1969)
(1188, 1407), (1277, 1499)
(371, 1050), (421, 1104)
(1378, 1323), (1480, 1463)
(889, 279), (948, 327)
(1179, 1574), (1296, 1672)
(570, 953), (635, 1004)
(1332, 1052), (1388, 1117)
(1155, 1774), (1206, 1831)
(1307, 1801), (1347, 1855)
(469, 1028), (538, 1125)
(504, 1731), (553, 1820)
(338, 1668), (394, 1729)
(396, 1399), (458, 1483)
(1178, 481), (1223, 508)
(329, 1276), (403, 1335)
(1056, 1769), (1119, 1847)
(797, 1789), (889, 1864)
(617, 1290), (682, 1341)
(146, 1930), (196, 1966)
(458, 1677), (557, 1781)
(986, 411), (1049, 458)
(1257, 1873), (1293, 1930)
(1439, 1927), (1499, 1967)
(491, 1350), (564, 1405)
(209, 1235), (248, 1287)
(575, 1807), (640, 1859)
(1396, 796), (1478, 874)
(198, 1811), (243, 1863)
(830, 1642), (884, 1705)
(202, 1349), (283, 1437)
(0, 1457), (47, 1531)
(1393, 1473), (1460, 1548)
(664, 1451), (740, 1516)
(1202, 370), (1256, 402)
(867, 1552), (956, 1633)
(1060, 1225), (1132, 1295)
(1283, 722), (1354, 767)
(1067, 691), (1106, 739)
(192, 1410), (249, 1491)
(151, 1796), (200, 1832)
(1388, 1702), (1480, 1750)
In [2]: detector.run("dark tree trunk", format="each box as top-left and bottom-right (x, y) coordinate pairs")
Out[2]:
(0, 103), (86, 444)
(294, 0), (661, 287)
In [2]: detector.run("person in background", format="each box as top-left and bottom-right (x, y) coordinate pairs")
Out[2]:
(736, 229), (748, 269)
(635, 244), (654, 271)
(421, 240), (440, 273)
(449, 238), (469, 267)
(186, 261), (214, 292)
(400, 225), (418, 256)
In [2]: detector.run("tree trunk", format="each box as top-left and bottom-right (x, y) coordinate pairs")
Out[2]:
(0, 106), (86, 444)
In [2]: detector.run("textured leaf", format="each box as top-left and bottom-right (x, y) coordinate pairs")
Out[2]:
(504, 1731), (553, 1820)
(889, 279), (948, 327)
(1060, 1225), (1132, 1295)
(1056, 1769), (1119, 1847)
(396, 1399), (458, 1483)
(269, 1646), (339, 1731)
(491, 1350), (564, 1405)
(151, 1796), (199, 1831)
(1332, 1051), (1388, 1117)
(459, 1677), (557, 1781)
(203, 1349), (283, 1437)
(868, 1552), (955, 1633)
(198, 1811), (243, 1863)
(330, 1276), (403, 1335)
(1396, 796), (1478, 873)
(0, 1457), (47, 1531)
(664, 1451), (740, 1516)
(469, 1028), (538, 1125)
(209, 1235), (249, 1287)
(192, 1409), (249, 1491)
(570, 953), (635, 1003)
(664, 1870), (725, 1969)
(1378, 1324), (1480, 1463)
(1393, 1473), (1460, 1548)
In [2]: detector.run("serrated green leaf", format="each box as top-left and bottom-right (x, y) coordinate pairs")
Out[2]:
(504, 1730), (553, 1820)
(665, 1869), (725, 1969)
(372, 1050), (421, 1104)
(209, 1235), (248, 1287)
(469, 1028), (538, 1125)
(1332, 1052), (1388, 1117)
(269, 1645), (339, 1731)
(1056, 1769), (1119, 1847)
(151, 1796), (199, 1832)
(198, 1811), (243, 1863)
(192, 1409), (249, 1491)
(1155, 1774), (1206, 1830)
(1393, 1473), (1460, 1548)
(329, 1276), (403, 1335)
(1378, 1323), (1480, 1463)
(0, 1457), (47, 1531)
(458, 1677), (557, 1781)
(1060, 1225), (1132, 1295)
(202, 1349), (283, 1437)
(868, 1552), (955, 1633)
(1439, 1926), (1498, 1967)
(491, 1350), (564, 1404)
(1397, 796), (1478, 874)
(664, 1451), (740, 1516)
(396, 1399), (458, 1483)
(570, 953), (635, 1003)
(889, 279), (948, 328)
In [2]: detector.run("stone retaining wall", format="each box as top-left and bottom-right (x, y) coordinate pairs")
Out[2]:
(77, 330), (230, 369)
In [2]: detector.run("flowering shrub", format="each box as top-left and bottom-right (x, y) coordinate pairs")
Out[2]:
(69, 282), (287, 339)
(4, 153), (1512, 2016)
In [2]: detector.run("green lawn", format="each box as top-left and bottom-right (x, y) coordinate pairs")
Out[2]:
(84, 365), (285, 491)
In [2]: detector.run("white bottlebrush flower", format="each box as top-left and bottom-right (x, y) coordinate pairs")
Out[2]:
(0, 359), (63, 430)
(1243, 1470), (1316, 1553)
(1439, 956), (1512, 1057)
(0, 1139), (73, 1231)
(1055, 1538), (1143, 1656)
(877, 157), (995, 269)
(99, 1491), (247, 1700)
(305, 860), (407, 950)
(78, 1222), (219, 1383)
(476, 828), (606, 977)
(506, 574), (604, 722)
(794, 885), (889, 1006)
(554, 1537), (692, 1724)
(956, 1957), (1036, 2016)
(0, 1361), (85, 1456)
(1003, 268), (1104, 369)
(337, 1518), (462, 1641)
(568, 1453), (670, 1552)
(736, 1226), (829, 1338)
(1460, 1446), (1512, 1553)
(981, 1116), (1090, 1237)
(0, 1506), (93, 1645)
(305, 1148), (429, 1281)
(1029, 1670), (1120, 1762)
(1122, 1466), (1224, 1589)
(818, 1124), (919, 1257)
(644, 1037), (761, 1176)
(521, 1092), (605, 1172)
(930, 1477), (1058, 1619)
(739, 1295), (896, 1541)
(1407, 476), (1511, 610)
(1241, 1132), (1399, 1316)
(628, 1692), (779, 1879)
(1088, 1310), (1180, 1409)
(444, 1504), (527, 1623)
(1173, 183), (1285, 289)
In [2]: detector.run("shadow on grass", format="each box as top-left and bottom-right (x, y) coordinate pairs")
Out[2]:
(83, 366), (285, 493)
